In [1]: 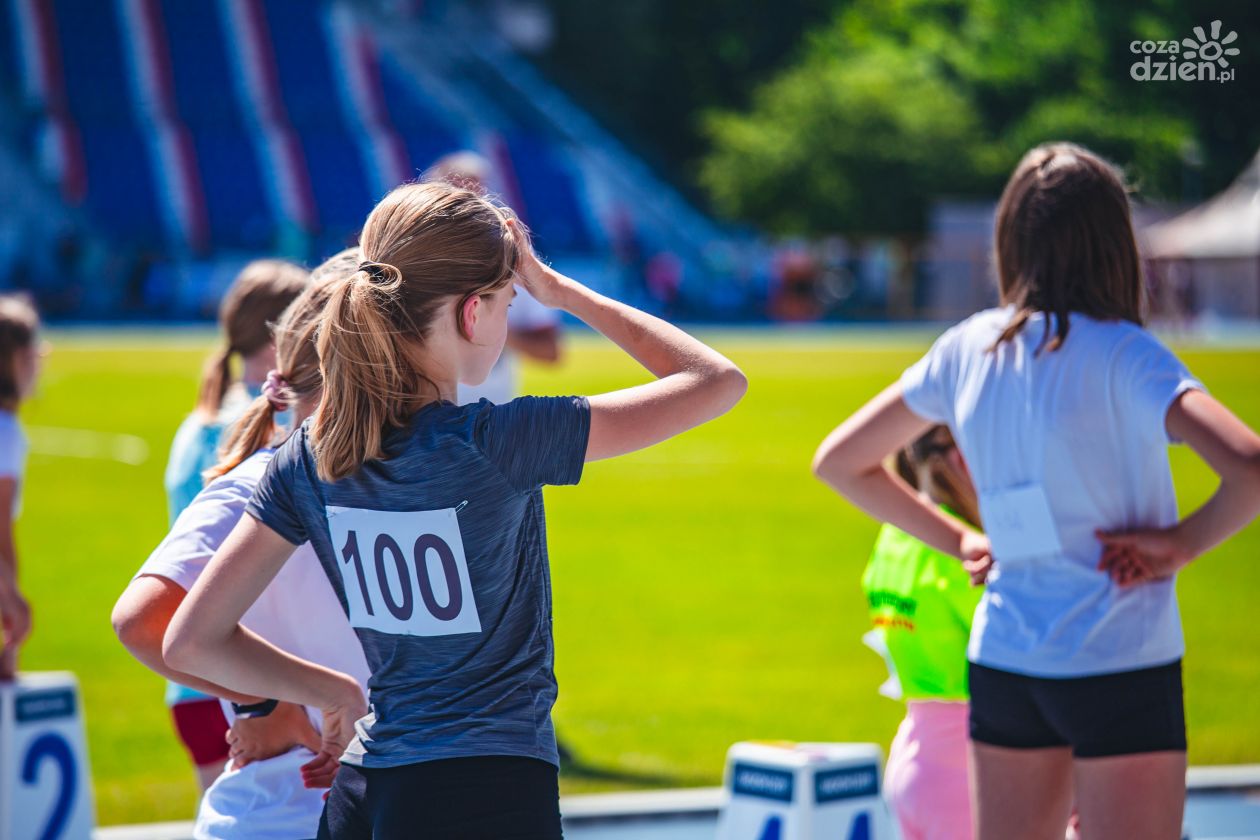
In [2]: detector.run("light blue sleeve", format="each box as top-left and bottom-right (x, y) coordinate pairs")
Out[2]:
(0, 416), (26, 480)
(164, 415), (224, 525)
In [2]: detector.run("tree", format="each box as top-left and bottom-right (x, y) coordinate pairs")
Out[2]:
(700, 42), (983, 236)
(699, 0), (1253, 237)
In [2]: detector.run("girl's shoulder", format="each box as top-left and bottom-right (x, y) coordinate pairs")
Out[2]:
(937, 307), (1014, 346)
(207, 448), (276, 488)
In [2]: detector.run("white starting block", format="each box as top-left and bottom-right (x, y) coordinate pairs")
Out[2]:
(717, 742), (896, 840)
(0, 673), (96, 840)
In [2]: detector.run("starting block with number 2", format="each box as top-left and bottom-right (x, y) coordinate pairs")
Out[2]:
(0, 673), (95, 840)
(717, 742), (895, 840)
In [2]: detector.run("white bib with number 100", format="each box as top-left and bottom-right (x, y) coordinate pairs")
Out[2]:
(325, 506), (482, 637)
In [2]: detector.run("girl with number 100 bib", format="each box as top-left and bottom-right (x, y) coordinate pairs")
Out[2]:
(164, 181), (747, 839)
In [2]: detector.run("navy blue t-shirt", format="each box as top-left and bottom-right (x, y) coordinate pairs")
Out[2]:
(245, 396), (590, 768)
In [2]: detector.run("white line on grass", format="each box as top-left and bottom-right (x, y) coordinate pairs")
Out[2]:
(27, 426), (150, 465)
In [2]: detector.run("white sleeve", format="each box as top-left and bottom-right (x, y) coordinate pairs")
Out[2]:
(136, 475), (253, 592)
(508, 287), (559, 331)
(1114, 330), (1204, 445)
(899, 324), (961, 425)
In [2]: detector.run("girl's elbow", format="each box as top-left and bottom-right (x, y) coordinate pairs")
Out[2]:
(719, 364), (749, 407)
(1240, 450), (1260, 494)
(812, 441), (866, 489)
(111, 590), (161, 658)
(111, 604), (148, 654)
(812, 445), (842, 484)
(162, 628), (201, 673)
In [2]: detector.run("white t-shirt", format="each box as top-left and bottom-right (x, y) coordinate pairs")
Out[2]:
(457, 287), (558, 405)
(900, 307), (1203, 678)
(139, 450), (370, 840)
(0, 410), (27, 517)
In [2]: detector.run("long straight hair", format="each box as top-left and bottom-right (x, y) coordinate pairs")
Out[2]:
(195, 259), (308, 419)
(311, 182), (521, 482)
(991, 142), (1144, 354)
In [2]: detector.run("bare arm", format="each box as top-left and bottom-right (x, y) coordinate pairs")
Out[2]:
(114, 575), (322, 772)
(812, 382), (990, 569)
(514, 239), (747, 462)
(0, 479), (30, 675)
(164, 516), (361, 710)
(164, 514), (366, 774)
(111, 574), (265, 704)
(1100, 389), (1260, 584)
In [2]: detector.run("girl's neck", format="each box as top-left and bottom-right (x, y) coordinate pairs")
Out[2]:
(289, 397), (319, 432)
(240, 353), (272, 388)
(403, 339), (460, 405)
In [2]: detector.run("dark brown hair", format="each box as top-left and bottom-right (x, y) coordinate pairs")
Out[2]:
(899, 425), (980, 529)
(992, 142), (1144, 353)
(312, 182), (521, 482)
(195, 259), (309, 419)
(207, 249), (361, 480)
(0, 294), (40, 411)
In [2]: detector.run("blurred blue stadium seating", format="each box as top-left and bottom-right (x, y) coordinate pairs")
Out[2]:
(0, 0), (739, 319)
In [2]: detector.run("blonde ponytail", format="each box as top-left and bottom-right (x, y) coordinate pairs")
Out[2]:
(208, 395), (278, 479)
(194, 346), (233, 420)
(310, 182), (521, 483)
(312, 266), (433, 482)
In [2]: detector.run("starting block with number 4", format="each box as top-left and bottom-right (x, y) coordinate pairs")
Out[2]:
(0, 673), (96, 840)
(717, 742), (896, 840)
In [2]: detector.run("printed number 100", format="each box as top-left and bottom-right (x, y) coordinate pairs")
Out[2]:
(341, 530), (463, 622)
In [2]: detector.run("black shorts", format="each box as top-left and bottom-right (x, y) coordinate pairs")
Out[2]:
(318, 755), (562, 840)
(968, 660), (1186, 758)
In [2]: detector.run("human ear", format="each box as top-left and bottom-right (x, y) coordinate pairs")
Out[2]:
(459, 294), (481, 342)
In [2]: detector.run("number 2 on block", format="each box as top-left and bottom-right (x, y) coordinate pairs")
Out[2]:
(328, 506), (481, 637)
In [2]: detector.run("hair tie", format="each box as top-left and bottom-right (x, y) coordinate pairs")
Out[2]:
(358, 261), (395, 281)
(262, 370), (291, 412)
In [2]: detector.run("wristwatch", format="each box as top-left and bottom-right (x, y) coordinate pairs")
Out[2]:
(231, 698), (279, 719)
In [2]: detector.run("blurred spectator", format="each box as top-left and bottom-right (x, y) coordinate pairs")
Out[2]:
(426, 152), (564, 404)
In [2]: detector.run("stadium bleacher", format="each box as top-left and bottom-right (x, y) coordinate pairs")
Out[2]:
(0, 0), (752, 321)
(0, 0), (629, 264)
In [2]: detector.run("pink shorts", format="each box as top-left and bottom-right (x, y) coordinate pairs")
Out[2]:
(885, 700), (973, 840)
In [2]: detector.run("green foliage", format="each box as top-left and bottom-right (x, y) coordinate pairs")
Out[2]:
(540, 0), (840, 182)
(701, 42), (983, 235)
(699, 0), (1258, 235)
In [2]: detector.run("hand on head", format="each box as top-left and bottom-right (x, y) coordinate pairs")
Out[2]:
(506, 220), (567, 309)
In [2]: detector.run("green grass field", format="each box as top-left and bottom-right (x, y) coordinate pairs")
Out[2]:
(14, 328), (1260, 826)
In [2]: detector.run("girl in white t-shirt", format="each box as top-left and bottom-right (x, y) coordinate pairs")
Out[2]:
(113, 252), (369, 839)
(0, 294), (43, 680)
(163, 259), (309, 792)
(814, 142), (1260, 840)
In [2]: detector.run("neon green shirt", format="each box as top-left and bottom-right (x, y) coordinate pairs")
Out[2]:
(861, 512), (982, 701)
